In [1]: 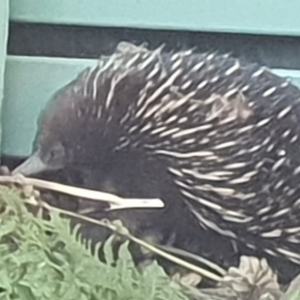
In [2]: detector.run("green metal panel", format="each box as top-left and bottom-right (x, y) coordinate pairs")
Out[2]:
(2, 56), (95, 157)
(9, 0), (300, 36)
(0, 0), (9, 159)
(3, 55), (300, 157)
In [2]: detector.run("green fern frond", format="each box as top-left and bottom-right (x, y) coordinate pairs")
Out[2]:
(0, 185), (189, 300)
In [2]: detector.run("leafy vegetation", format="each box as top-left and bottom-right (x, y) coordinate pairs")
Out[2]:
(1, 184), (300, 300)
(0, 185), (189, 300)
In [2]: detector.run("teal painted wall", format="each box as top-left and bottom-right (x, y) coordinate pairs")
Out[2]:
(9, 0), (300, 36)
(0, 0), (9, 158)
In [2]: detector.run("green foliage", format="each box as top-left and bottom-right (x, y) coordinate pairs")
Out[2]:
(0, 186), (189, 300)
(291, 293), (300, 300)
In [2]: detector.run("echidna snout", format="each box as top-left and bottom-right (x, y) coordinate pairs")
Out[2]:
(12, 140), (67, 176)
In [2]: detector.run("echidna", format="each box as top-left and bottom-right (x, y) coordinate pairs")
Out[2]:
(13, 42), (300, 282)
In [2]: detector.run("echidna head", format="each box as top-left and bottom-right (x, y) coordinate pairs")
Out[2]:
(12, 76), (109, 176)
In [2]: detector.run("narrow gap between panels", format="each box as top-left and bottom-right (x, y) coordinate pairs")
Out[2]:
(8, 21), (300, 70)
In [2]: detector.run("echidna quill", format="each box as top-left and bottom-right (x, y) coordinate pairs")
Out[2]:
(13, 42), (300, 283)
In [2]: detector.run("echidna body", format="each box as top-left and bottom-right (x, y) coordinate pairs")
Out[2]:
(14, 43), (300, 280)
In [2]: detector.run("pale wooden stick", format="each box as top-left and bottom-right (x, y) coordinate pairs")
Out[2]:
(158, 245), (226, 276)
(0, 175), (164, 210)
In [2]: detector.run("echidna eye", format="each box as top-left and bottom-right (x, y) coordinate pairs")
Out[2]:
(50, 148), (59, 158)
(47, 143), (65, 165)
